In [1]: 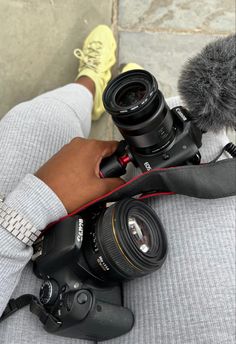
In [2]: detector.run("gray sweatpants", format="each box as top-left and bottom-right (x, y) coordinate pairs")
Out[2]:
(0, 84), (235, 344)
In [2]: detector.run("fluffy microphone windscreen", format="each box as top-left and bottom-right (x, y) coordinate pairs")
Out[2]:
(178, 34), (236, 132)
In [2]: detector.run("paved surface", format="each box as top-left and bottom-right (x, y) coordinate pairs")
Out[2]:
(0, 0), (113, 119)
(0, 0), (235, 141)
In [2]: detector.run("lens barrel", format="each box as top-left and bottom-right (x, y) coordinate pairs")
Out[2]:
(84, 199), (167, 281)
(103, 70), (175, 154)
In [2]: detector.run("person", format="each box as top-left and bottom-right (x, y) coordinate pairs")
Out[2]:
(0, 25), (235, 344)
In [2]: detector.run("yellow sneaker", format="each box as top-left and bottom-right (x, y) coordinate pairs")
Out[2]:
(121, 63), (143, 73)
(74, 25), (116, 120)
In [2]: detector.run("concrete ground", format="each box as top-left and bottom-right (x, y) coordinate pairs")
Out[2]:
(0, 0), (235, 141)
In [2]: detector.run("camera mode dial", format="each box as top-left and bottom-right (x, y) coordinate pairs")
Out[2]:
(40, 279), (59, 305)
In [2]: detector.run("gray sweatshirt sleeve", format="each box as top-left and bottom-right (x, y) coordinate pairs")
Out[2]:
(0, 174), (67, 315)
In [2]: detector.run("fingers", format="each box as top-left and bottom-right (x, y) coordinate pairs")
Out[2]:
(68, 138), (121, 178)
(93, 140), (120, 176)
(71, 138), (118, 156)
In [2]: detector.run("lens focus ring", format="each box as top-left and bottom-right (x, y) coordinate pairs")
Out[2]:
(98, 204), (141, 279)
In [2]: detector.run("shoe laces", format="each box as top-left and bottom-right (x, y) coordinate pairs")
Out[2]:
(74, 41), (104, 73)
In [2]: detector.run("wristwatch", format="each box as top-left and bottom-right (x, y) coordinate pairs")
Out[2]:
(0, 193), (41, 246)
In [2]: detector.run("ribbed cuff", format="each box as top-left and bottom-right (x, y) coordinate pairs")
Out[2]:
(5, 174), (67, 231)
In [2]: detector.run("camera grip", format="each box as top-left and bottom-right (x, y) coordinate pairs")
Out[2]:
(83, 298), (134, 341)
(47, 289), (134, 341)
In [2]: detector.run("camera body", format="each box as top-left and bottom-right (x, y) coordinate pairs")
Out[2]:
(33, 199), (167, 341)
(33, 214), (134, 341)
(100, 70), (202, 178)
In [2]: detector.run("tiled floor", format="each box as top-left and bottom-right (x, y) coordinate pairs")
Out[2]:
(0, 0), (235, 141)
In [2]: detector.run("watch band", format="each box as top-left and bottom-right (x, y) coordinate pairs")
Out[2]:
(0, 194), (41, 246)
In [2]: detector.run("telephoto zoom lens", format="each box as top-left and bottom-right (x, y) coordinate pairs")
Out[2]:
(84, 199), (167, 282)
(103, 69), (175, 155)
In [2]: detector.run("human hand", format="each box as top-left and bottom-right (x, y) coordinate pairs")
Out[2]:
(35, 138), (124, 213)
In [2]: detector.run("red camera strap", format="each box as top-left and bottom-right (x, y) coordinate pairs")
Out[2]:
(58, 158), (235, 222)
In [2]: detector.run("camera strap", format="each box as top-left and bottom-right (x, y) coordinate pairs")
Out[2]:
(62, 158), (236, 219)
(0, 295), (36, 322)
(0, 294), (61, 330)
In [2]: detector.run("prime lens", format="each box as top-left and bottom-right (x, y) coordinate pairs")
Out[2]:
(84, 199), (167, 281)
(103, 70), (175, 154)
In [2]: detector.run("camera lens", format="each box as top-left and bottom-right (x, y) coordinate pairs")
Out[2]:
(103, 70), (175, 154)
(84, 199), (167, 281)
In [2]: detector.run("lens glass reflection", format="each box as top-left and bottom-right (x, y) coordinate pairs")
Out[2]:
(115, 82), (146, 107)
(128, 216), (151, 253)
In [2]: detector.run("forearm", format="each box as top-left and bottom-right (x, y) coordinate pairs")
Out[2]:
(0, 174), (67, 315)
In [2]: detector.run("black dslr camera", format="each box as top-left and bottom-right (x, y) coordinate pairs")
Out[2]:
(33, 199), (167, 341)
(100, 70), (202, 178)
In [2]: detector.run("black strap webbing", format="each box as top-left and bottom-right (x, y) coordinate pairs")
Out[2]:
(0, 294), (35, 322)
(104, 159), (236, 201)
(0, 294), (61, 331)
(69, 158), (236, 216)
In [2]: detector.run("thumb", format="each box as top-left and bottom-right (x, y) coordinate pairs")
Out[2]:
(96, 140), (119, 159)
